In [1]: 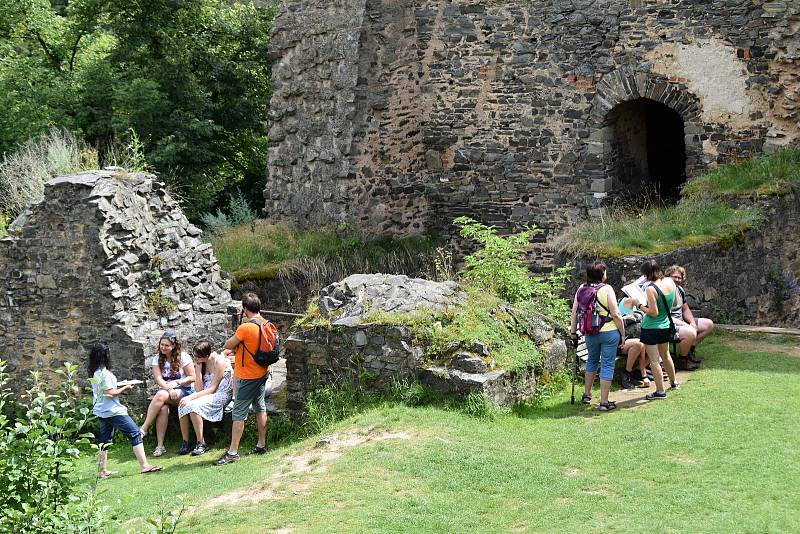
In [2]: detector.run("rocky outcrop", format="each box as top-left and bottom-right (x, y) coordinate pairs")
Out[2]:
(0, 170), (234, 404)
(284, 274), (568, 415)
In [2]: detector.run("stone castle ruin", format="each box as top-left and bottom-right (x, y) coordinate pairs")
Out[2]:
(0, 171), (233, 400)
(264, 0), (799, 262)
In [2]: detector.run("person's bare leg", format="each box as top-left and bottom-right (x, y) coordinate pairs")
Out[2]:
(584, 371), (596, 397)
(678, 325), (697, 357)
(229, 420), (245, 455)
(141, 390), (169, 434)
(132, 443), (158, 471)
(155, 405), (169, 448)
(599, 379), (611, 404)
(97, 447), (114, 477)
(189, 412), (205, 444)
(645, 344), (665, 391)
(255, 412), (268, 448)
(661, 343), (676, 383)
(179, 414), (192, 443)
(696, 318), (715, 343)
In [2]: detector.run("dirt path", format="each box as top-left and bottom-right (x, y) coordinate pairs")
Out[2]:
(203, 427), (413, 509)
(724, 337), (800, 358)
(605, 368), (693, 409)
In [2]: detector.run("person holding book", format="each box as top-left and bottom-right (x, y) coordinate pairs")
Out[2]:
(88, 342), (162, 477)
(632, 260), (679, 400)
(177, 340), (234, 456)
(140, 332), (196, 456)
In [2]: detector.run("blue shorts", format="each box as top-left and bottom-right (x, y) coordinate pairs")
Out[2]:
(98, 414), (143, 447)
(585, 330), (620, 381)
(176, 384), (195, 397)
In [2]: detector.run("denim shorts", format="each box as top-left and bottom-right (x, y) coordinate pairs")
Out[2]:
(231, 376), (268, 422)
(98, 414), (143, 447)
(584, 330), (620, 381)
(176, 384), (195, 397)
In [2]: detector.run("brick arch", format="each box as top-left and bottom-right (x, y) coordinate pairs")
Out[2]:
(584, 67), (705, 202)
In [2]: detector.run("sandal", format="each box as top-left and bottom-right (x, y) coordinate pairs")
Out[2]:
(152, 446), (166, 457)
(99, 470), (118, 479)
(598, 401), (617, 412)
(141, 465), (163, 474)
(639, 378), (651, 388)
(581, 393), (592, 405)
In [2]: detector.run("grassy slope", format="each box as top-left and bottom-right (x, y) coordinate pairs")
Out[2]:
(85, 334), (800, 533)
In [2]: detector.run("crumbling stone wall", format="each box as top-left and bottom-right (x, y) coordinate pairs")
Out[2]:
(266, 0), (800, 261)
(284, 274), (568, 415)
(0, 170), (233, 404)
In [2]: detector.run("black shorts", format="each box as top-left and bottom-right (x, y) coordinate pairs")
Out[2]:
(640, 328), (672, 345)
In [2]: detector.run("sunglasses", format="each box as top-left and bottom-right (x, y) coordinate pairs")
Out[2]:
(162, 332), (177, 340)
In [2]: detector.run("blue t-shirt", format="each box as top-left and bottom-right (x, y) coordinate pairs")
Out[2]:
(91, 368), (129, 418)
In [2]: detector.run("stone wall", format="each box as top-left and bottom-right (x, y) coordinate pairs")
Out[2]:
(266, 0), (800, 263)
(560, 193), (800, 328)
(0, 170), (233, 404)
(283, 274), (568, 415)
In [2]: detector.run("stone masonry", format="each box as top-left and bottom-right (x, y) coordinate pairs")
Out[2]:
(0, 170), (233, 405)
(284, 274), (568, 415)
(265, 0), (800, 264)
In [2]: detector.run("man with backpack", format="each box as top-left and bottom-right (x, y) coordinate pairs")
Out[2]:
(214, 292), (277, 465)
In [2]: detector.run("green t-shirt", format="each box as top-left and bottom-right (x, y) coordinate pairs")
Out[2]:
(641, 283), (675, 330)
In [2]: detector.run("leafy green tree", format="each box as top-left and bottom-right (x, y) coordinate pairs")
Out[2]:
(0, 0), (278, 217)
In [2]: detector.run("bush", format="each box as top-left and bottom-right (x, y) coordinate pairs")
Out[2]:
(0, 213), (7, 238)
(0, 361), (107, 532)
(0, 128), (98, 220)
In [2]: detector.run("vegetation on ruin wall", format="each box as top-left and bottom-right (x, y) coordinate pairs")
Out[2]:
(682, 148), (800, 198)
(299, 218), (571, 373)
(556, 149), (800, 258)
(210, 220), (441, 291)
(0, 0), (279, 218)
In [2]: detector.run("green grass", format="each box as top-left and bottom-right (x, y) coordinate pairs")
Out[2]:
(682, 148), (800, 198)
(556, 200), (762, 257)
(81, 333), (800, 532)
(209, 221), (438, 284)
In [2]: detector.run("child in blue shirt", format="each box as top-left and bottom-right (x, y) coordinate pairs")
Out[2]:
(88, 342), (162, 477)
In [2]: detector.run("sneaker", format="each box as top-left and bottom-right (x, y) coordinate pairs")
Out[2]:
(178, 441), (192, 455)
(249, 445), (267, 456)
(191, 442), (209, 456)
(213, 451), (240, 466)
(670, 380), (680, 390)
(645, 390), (668, 400)
(621, 369), (635, 390)
(676, 357), (699, 371)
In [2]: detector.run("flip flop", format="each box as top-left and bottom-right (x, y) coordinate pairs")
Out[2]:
(99, 470), (118, 479)
(141, 465), (163, 474)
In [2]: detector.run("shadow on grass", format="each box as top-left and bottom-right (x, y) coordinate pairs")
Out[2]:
(701, 336), (800, 375)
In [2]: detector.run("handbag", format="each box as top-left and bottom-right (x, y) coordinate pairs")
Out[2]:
(652, 283), (681, 342)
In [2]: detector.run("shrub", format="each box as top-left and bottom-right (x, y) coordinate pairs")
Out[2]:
(0, 361), (107, 532)
(0, 213), (7, 238)
(0, 128), (98, 220)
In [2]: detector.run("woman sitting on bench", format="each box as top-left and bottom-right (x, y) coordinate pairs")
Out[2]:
(177, 340), (234, 456)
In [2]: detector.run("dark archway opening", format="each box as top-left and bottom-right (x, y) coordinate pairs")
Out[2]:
(608, 98), (687, 203)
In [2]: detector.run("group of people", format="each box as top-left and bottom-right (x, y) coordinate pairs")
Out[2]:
(569, 260), (714, 412)
(89, 292), (275, 477)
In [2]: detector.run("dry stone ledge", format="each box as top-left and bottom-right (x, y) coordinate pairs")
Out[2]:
(286, 274), (568, 415)
(0, 170), (233, 406)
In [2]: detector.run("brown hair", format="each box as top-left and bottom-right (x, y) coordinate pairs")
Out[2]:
(585, 261), (607, 284)
(193, 340), (213, 377)
(640, 259), (663, 282)
(157, 332), (183, 373)
(665, 265), (686, 280)
(242, 292), (261, 313)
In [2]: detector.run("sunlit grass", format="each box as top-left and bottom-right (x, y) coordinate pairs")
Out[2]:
(556, 199), (762, 257)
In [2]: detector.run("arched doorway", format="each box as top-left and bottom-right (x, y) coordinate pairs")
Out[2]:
(607, 98), (687, 203)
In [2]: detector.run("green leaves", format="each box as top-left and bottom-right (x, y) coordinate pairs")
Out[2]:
(0, 359), (104, 532)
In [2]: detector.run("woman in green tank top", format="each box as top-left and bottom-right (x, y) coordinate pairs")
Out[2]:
(630, 260), (679, 400)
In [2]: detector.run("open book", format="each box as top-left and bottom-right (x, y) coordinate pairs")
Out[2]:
(621, 276), (649, 306)
(116, 379), (144, 387)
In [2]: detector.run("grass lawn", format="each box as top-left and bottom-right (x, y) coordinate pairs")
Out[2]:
(83, 333), (800, 533)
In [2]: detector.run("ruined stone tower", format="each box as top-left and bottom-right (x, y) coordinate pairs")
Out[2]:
(265, 0), (799, 261)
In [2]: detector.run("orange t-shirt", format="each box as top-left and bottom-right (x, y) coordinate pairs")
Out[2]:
(234, 316), (269, 380)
